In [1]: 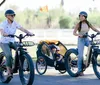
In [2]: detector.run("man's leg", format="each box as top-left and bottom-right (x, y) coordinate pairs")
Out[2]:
(0, 43), (13, 76)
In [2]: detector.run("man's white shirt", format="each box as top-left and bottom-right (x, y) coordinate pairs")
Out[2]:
(0, 20), (22, 43)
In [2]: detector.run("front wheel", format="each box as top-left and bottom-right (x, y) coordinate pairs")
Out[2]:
(19, 53), (34, 85)
(92, 53), (100, 79)
(65, 49), (79, 77)
(36, 57), (47, 75)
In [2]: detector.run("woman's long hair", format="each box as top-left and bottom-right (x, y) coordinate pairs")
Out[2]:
(78, 20), (92, 32)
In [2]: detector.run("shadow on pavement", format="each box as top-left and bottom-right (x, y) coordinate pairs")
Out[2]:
(0, 72), (99, 85)
(34, 73), (100, 85)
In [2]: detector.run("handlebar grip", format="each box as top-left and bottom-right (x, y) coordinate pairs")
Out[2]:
(83, 33), (88, 38)
(32, 34), (35, 36)
(82, 35), (87, 38)
(8, 35), (14, 37)
(97, 32), (100, 35)
(26, 34), (35, 36)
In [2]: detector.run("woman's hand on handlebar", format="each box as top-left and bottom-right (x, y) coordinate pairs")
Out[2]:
(8, 34), (14, 37)
(78, 34), (83, 38)
(97, 32), (100, 35)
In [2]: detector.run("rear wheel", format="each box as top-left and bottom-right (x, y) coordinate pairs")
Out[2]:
(65, 49), (79, 77)
(0, 52), (12, 83)
(92, 53), (100, 79)
(19, 53), (34, 85)
(36, 57), (47, 75)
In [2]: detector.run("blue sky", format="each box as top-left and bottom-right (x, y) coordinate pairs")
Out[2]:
(0, 0), (100, 13)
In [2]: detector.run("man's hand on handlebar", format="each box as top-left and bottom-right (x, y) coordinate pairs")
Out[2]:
(26, 33), (35, 36)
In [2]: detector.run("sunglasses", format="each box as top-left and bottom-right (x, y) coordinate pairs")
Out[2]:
(7, 14), (15, 17)
(10, 15), (15, 17)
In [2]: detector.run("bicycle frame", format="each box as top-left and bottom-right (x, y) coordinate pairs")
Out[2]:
(84, 45), (92, 67)
(13, 44), (28, 72)
(83, 33), (100, 68)
(12, 34), (34, 72)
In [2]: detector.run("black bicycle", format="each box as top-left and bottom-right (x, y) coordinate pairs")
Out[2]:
(65, 32), (100, 79)
(0, 34), (35, 85)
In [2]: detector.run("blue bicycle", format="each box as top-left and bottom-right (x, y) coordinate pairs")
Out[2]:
(65, 32), (100, 79)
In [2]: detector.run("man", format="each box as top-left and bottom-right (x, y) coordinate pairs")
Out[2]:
(0, 9), (33, 78)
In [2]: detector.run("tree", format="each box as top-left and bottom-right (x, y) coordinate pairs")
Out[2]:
(59, 16), (71, 28)
(61, 0), (64, 7)
(46, 16), (51, 28)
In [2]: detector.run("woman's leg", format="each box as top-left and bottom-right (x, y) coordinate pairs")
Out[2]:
(85, 38), (90, 47)
(78, 38), (85, 72)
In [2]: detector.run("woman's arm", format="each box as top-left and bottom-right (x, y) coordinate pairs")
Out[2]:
(73, 24), (83, 37)
(73, 24), (79, 36)
(90, 25), (100, 32)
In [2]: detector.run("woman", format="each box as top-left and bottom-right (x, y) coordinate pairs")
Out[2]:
(0, 9), (33, 78)
(73, 11), (100, 76)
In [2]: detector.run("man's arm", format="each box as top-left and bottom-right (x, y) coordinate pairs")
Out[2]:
(18, 27), (33, 35)
(0, 29), (8, 36)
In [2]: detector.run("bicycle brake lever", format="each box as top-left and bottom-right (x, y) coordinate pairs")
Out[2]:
(26, 34), (35, 36)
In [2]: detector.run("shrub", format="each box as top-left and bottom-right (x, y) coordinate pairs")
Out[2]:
(59, 16), (71, 28)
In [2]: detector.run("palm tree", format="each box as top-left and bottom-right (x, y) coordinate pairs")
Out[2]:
(61, 0), (64, 7)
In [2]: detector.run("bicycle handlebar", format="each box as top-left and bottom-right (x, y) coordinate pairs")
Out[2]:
(8, 34), (35, 39)
(83, 32), (100, 39)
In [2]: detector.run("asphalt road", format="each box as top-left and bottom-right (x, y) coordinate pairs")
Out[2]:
(0, 67), (100, 85)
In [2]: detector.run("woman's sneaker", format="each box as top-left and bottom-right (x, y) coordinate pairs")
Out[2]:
(77, 71), (84, 76)
(79, 72), (84, 76)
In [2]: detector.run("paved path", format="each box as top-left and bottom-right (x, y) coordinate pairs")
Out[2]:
(0, 67), (100, 85)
